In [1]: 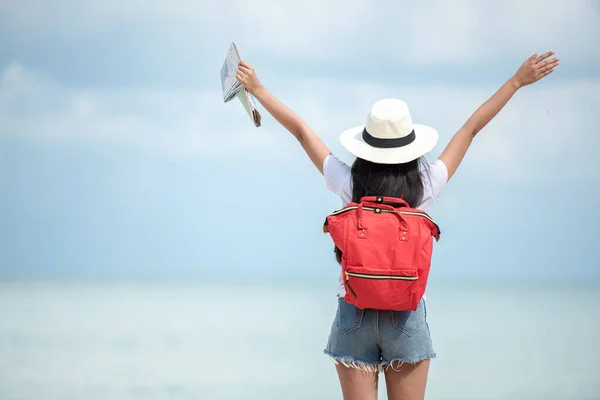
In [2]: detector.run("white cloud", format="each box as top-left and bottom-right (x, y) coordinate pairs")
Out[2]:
(1, 62), (597, 183)
(390, 0), (600, 66)
(0, 62), (282, 160)
(1, 0), (598, 66)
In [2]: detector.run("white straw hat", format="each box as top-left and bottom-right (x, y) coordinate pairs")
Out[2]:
(339, 99), (439, 164)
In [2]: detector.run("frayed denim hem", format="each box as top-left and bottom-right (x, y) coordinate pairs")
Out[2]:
(324, 350), (436, 373)
(381, 353), (437, 372)
(323, 350), (381, 373)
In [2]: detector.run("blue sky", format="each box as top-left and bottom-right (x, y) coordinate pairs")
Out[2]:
(0, 0), (599, 283)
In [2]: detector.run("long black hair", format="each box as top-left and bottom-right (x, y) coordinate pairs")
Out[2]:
(334, 156), (430, 264)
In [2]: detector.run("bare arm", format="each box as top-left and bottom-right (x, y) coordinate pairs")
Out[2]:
(236, 61), (331, 175)
(439, 51), (560, 181)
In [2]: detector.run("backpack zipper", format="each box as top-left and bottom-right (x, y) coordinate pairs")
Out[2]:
(346, 271), (418, 280)
(325, 206), (440, 233)
(344, 271), (418, 301)
(344, 273), (358, 299)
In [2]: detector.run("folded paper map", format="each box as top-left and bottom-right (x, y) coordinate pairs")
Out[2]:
(220, 42), (261, 127)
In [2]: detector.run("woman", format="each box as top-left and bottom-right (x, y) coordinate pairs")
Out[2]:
(236, 51), (559, 400)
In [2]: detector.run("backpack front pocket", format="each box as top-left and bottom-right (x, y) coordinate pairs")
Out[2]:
(344, 267), (420, 311)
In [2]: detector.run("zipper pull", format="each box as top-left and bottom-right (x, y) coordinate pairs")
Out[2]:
(345, 271), (358, 299)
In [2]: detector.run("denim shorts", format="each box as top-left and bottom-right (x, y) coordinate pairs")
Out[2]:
(324, 296), (436, 372)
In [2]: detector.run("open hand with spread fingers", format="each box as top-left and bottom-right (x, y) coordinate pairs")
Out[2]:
(514, 50), (560, 87)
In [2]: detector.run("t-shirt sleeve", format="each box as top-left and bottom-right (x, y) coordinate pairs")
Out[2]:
(418, 159), (449, 211)
(428, 159), (449, 200)
(323, 154), (352, 204)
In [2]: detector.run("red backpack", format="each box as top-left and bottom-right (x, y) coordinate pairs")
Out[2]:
(323, 196), (441, 311)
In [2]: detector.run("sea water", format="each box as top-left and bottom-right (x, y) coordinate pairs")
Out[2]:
(0, 281), (598, 400)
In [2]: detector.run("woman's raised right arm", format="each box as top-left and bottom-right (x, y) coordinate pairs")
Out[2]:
(439, 51), (560, 181)
(236, 61), (331, 175)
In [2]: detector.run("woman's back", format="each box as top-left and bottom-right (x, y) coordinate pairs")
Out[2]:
(323, 153), (448, 214)
(322, 152), (447, 302)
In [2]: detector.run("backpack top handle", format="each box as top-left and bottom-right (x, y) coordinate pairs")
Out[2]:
(360, 196), (410, 208)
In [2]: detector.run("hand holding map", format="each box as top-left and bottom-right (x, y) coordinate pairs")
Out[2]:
(220, 42), (261, 127)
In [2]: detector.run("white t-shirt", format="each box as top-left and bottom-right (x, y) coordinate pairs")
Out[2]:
(322, 154), (449, 297)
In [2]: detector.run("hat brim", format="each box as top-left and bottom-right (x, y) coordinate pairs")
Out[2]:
(339, 124), (439, 164)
